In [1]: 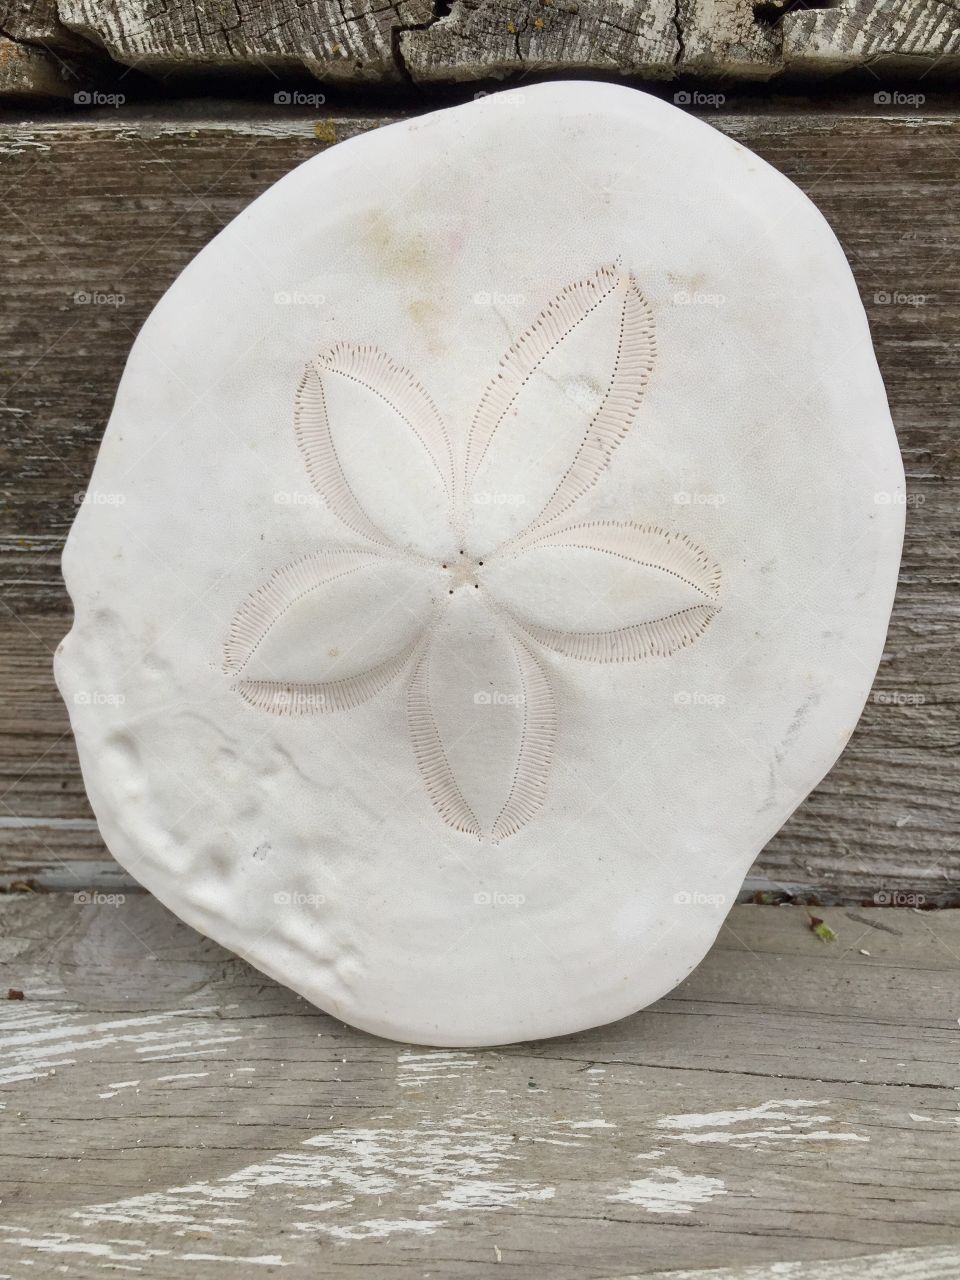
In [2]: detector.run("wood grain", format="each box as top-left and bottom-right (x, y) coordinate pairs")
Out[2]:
(0, 106), (956, 900)
(55, 0), (435, 85)
(674, 0), (781, 81)
(783, 1), (960, 79)
(1, 896), (958, 1276)
(643, 1247), (960, 1280)
(399, 0), (678, 83)
(0, 0), (91, 54)
(405, 0), (960, 82)
(3, 0), (959, 91)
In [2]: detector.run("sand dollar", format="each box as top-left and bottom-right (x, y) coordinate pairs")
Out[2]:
(58, 83), (904, 1045)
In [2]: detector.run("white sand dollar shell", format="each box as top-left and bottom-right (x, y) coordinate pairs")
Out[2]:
(57, 83), (904, 1046)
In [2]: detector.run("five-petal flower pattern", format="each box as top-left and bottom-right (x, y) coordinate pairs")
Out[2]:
(225, 263), (721, 841)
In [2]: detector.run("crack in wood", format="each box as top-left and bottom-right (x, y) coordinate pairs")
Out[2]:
(0, 0), (957, 97)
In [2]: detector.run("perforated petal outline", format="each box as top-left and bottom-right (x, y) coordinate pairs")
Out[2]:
(465, 263), (624, 488)
(464, 263), (657, 547)
(224, 549), (390, 675)
(294, 366), (395, 550)
(224, 549), (429, 716)
(226, 265), (722, 843)
(407, 639), (483, 839)
(503, 521), (721, 598)
(507, 605), (720, 664)
(491, 520), (722, 665)
(490, 631), (557, 843)
(237, 639), (422, 716)
(296, 343), (456, 550)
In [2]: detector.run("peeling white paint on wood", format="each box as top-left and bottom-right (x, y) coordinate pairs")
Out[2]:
(656, 1099), (871, 1147)
(136, 1042), (242, 1060)
(322, 1218), (441, 1241)
(0, 1224), (285, 1268)
(0, 1005), (243, 1084)
(608, 1166), (727, 1215)
(65, 1118), (556, 1242)
(638, 1243), (960, 1278)
(2, 897), (959, 1276)
(396, 1048), (478, 1087)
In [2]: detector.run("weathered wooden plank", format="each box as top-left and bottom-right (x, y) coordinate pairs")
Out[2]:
(784, 1), (960, 79)
(642, 1246), (960, 1280)
(673, 0), (781, 81)
(3, 0), (958, 91)
(0, 107), (956, 900)
(55, 0), (434, 85)
(0, 0), (93, 53)
(0, 897), (958, 1277)
(0, 35), (74, 98)
(399, 0), (678, 82)
(405, 0), (960, 81)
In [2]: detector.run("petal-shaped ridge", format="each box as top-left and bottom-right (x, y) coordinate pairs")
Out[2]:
(466, 263), (625, 488)
(510, 520), (721, 599)
(521, 275), (656, 535)
(407, 641), (483, 839)
(309, 342), (454, 501)
(224, 549), (385, 675)
(294, 365), (396, 549)
(236, 639), (418, 716)
(491, 635), (557, 843)
(513, 604), (720, 663)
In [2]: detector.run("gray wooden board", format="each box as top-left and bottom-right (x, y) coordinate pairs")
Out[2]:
(2, 0), (960, 92)
(0, 105), (957, 902)
(0, 896), (959, 1277)
(639, 1247), (960, 1279)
